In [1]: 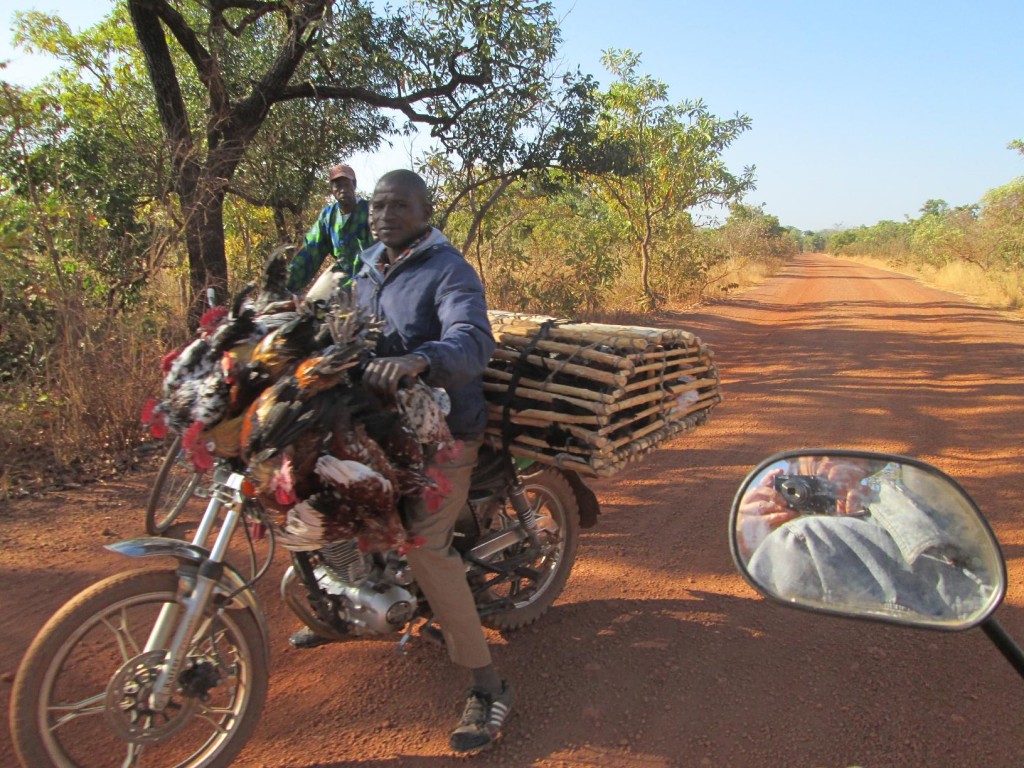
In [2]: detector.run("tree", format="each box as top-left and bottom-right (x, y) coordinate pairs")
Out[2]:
(12, 6), (388, 310)
(9, 9), (176, 307)
(980, 177), (1024, 270)
(590, 50), (754, 309)
(422, 68), (626, 256)
(716, 203), (797, 261)
(126, 0), (564, 325)
(911, 199), (980, 267)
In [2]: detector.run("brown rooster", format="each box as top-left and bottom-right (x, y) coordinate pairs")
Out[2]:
(247, 304), (323, 383)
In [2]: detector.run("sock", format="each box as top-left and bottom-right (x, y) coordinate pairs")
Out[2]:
(471, 665), (502, 696)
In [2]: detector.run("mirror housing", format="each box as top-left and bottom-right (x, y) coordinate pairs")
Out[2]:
(730, 450), (1006, 630)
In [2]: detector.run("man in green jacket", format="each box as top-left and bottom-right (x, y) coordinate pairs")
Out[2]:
(286, 163), (374, 297)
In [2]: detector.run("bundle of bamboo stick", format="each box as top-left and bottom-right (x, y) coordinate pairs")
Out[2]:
(483, 311), (722, 477)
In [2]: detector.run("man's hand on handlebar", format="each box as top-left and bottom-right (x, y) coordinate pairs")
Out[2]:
(363, 354), (429, 398)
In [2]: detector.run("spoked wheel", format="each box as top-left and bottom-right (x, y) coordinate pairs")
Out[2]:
(479, 467), (581, 631)
(11, 570), (267, 768)
(145, 434), (203, 535)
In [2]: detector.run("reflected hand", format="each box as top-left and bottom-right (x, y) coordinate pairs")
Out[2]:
(736, 469), (799, 558)
(800, 457), (872, 515)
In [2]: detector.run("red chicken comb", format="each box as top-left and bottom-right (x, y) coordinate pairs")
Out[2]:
(160, 348), (181, 373)
(182, 421), (214, 471)
(273, 457), (298, 506)
(198, 305), (228, 334)
(140, 398), (168, 439)
(422, 467), (454, 513)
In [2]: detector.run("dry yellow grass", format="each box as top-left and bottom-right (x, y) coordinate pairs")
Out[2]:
(839, 254), (1024, 316)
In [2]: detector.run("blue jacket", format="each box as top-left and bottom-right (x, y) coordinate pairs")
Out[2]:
(353, 228), (495, 439)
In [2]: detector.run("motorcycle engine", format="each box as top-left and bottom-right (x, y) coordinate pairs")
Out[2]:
(311, 540), (417, 636)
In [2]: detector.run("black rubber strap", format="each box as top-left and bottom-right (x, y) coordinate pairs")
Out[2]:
(500, 319), (555, 453)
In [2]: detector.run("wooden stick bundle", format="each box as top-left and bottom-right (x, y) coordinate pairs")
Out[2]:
(483, 311), (722, 477)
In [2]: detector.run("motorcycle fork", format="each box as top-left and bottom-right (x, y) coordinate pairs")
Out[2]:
(145, 471), (246, 711)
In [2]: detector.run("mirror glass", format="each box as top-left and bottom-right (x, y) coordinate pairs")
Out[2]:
(731, 451), (1005, 629)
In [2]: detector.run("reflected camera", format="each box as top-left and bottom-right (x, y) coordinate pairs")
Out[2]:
(774, 474), (837, 514)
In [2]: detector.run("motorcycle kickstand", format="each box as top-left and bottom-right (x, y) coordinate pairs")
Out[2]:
(397, 618), (424, 655)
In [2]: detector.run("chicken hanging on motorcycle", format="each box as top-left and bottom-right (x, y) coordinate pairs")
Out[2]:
(143, 263), (460, 554)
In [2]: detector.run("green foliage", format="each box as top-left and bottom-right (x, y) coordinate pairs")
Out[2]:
(827, 219), (913, 262)
(589, 49), (755, 308)
(905, 199), (980, 267)
(7, 9), (172, 306)
(451, 178), (623, 316)
(979, 177), (1024, 270)
(120, 0), (574, 323)
(424, 66), (612, 256)
(715, 203), (799, 262)
(0, 247), (53, 382)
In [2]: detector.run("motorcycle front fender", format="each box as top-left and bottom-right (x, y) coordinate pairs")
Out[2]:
(105, 537), (271, 667)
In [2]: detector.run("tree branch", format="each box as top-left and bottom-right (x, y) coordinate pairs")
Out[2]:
(233, 0), (330, 137)
(209, 0), (285, 36)
(275, 69), (490, 125)
(136, 0), (229, 119)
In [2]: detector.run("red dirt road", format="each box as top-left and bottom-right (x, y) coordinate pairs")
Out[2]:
(3, 253), (1024, 767)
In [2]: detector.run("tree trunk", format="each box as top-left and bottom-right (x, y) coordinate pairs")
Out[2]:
(183, 179), (229, 323)
(640, 229), (656, 310)
(459, 177), (515, 256)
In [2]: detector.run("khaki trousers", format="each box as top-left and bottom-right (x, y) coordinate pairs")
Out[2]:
(404, 438), (492, 669)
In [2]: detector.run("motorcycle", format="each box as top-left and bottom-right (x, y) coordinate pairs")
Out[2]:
(9, 445), (597, 768)
(729, 448), (1024, 678)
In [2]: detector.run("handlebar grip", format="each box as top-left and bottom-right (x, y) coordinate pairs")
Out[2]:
(397, 375), (417, 390)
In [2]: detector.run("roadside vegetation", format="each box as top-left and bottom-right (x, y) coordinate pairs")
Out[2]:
(0, 2), (797, 495)
(820, 142), (1024, 313)
(6, 3), (1017, 497)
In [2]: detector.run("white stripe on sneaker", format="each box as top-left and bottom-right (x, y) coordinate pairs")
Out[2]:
(487, 702), (510, 730)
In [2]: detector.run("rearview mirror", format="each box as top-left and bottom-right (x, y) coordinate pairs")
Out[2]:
(730, 450), (1006, 629)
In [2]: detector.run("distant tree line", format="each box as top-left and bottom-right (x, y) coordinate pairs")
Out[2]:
(818, 140), (1024, 289)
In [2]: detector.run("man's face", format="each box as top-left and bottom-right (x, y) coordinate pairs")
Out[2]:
(370, 180), (431, 252)
(330, 176), (356, 213)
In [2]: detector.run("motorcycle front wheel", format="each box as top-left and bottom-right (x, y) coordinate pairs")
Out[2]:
(145, 434), (202, 535)
(10, 569), (267, 768)
(479, 466), (581, 631)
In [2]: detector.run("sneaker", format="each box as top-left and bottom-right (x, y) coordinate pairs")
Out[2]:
(288, 625), (337, 649)
(449, 681), (513, 752)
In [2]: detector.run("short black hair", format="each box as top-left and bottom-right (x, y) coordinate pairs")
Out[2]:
(376, 169), (431, 207)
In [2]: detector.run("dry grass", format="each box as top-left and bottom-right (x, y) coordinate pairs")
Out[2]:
(0, 293), (182, 497)
(839, 254), (1024, 316)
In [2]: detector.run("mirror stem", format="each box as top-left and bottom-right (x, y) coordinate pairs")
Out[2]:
(981, 617), (1024, 679)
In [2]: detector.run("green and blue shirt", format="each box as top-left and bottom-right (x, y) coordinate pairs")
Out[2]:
(286, 198), (373, 292)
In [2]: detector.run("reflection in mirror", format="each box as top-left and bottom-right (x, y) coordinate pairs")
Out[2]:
(731, 452), (1005, 629)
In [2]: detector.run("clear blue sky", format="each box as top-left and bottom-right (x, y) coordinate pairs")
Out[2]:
(2, 0), (1022, 231)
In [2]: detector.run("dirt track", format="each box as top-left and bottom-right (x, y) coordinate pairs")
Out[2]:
(3, 252), (1024, 767)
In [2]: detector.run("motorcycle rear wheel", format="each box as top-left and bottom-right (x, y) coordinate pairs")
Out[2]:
(10, 569), (267, 768)
(480, 466), (581, 631)
(145, 434), (202, 535)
